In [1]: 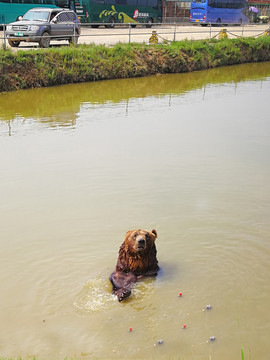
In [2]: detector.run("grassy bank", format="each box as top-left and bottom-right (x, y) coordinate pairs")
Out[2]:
(1, 37), (270, 92)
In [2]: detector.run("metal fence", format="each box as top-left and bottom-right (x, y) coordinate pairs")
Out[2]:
(1, 22), (270, 50)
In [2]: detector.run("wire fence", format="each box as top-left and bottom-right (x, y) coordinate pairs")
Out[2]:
(1, 22), (270, 50)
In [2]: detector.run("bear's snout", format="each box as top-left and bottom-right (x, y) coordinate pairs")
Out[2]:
(136, 237), (146, 251)
(138, 238), (145, 245)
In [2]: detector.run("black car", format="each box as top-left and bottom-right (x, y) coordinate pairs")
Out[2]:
(6, 8), (80, 48)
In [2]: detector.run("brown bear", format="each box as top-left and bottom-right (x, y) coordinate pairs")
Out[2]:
(110, 229), (159, 302)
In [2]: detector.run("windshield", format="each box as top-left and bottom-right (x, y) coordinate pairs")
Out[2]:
(22, 10), (50, 22)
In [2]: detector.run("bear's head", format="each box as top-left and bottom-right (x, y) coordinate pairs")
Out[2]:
(124, 229), (157, 254)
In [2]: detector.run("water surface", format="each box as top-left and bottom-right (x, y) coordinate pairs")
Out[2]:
(1, 62), (270, 360)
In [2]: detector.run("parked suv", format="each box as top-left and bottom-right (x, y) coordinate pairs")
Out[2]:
(6, 8), (80, 48)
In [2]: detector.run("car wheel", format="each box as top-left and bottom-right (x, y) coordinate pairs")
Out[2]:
(216, 18), (221, 26)
(39, 32), (50, 48)
(8, 39), (20, 47)
(106, 17), (115, 28)
(146, 18), (153, 28)
(69, 31), (79, 46)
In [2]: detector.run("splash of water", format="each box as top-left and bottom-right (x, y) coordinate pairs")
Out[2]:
(74, 276), (157, 312)
(74, 278), (117, 312)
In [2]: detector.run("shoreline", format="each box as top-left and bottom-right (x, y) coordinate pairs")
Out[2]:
(1, 37), (270, 93)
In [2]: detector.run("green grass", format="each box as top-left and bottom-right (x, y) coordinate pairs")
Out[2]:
(1, 37), (270, 92)
(241, 346), (245, 360)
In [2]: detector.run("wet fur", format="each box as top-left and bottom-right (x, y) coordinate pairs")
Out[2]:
(110, 229), (159, 302)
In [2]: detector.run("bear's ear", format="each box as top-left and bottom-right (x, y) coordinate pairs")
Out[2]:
(151, 229), (157, 239)
(125, 230), (133, 240)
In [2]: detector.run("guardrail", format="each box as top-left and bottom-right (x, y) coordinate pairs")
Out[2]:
(1, 22), (270, 50)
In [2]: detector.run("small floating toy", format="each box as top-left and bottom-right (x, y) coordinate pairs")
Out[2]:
(182, 324), (187, 329)
(178, 292), (183, 297)
(128, 327), (133, 332)
(203, 304), (212, 311)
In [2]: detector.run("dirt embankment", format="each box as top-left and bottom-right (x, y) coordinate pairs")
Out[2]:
(1, 37), (270, 93)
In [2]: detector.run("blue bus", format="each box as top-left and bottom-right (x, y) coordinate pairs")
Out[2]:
(190, 0), (249, 25)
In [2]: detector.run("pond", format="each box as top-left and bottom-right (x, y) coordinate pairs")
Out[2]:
(0, 62), (270, 360)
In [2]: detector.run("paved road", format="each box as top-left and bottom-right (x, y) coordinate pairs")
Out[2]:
(0, 24), (269, 49)
(78, 24), (269, 45)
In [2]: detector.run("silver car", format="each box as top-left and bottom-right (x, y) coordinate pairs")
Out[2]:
(6, 8), (80, 48)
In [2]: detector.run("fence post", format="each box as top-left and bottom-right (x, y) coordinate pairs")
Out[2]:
(129, 23), (131, 43)
(74, 24), (76, 46)
(209, 22), (212, 40)
(173, 22), (176, 42)
(3, 24), (7, 50)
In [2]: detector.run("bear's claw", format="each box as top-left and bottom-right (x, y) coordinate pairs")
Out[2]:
(116, 288), (131, 302)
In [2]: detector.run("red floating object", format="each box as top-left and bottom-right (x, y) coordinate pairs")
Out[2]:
(128, 327), (133, 332)
(178, 292), (183, 296)
(182, 324), (186, 329)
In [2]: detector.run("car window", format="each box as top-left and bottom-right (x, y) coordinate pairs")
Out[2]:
(67, 12), (76, 21)
(57, 12), (70, 22)
(50, 11), (59, 21)
(23, 10), (50, 22)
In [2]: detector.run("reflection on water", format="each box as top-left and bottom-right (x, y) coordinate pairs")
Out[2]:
(1, 62), (270, 130)
(0, 62), (270, 360)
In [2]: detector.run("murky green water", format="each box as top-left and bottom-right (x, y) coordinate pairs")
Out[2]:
(1, 62), (270, 360)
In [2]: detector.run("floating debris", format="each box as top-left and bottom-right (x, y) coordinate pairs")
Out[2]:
(128, 327), (133, 332)
(178, 292), (183, 297)
(206, 305), (212, 310)
(182, 324), (187, 329)
(157, 339), (164, 345)
(210, 336), (216, 342)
